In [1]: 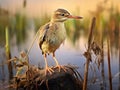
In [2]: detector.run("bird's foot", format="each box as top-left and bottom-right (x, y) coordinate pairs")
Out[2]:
(54, 65), (68, 72)
(44, 67), (54, 76)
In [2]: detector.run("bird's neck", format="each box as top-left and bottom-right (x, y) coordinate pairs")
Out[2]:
(50, 16), (67, 22)
(50, 19), (65, 27)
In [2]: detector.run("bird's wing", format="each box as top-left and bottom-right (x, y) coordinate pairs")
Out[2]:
(38, 23), (50, 49)
(38, 22), (58, 49)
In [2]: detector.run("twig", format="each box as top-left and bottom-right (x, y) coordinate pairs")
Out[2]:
(88, 17), (96, 49)
(26, 29), (40, 86)
(107, 37), (112, 90)
(27, 29), (40, 56)
(83, 17), (96, 90)
(0, 58), (17, 66)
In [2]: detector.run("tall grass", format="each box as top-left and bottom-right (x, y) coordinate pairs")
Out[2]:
(0, 4), (120, 47)
(5, 27), (13, 79)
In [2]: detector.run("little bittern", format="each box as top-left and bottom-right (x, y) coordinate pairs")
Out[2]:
(38, 8), (82, 75)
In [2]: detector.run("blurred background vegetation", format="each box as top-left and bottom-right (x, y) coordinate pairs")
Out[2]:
(0, 0), (120, 51)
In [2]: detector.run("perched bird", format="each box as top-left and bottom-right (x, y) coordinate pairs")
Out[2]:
(38, 8), (82, 75)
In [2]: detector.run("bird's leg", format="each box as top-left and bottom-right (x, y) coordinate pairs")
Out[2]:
(52, 53), (67, 72)
(43, 54), (54, 75)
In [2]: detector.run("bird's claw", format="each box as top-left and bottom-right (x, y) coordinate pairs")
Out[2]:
(45, 67), (54, 76)
(55, 65), (67, 72)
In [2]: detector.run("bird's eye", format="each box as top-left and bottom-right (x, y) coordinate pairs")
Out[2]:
(61, 14), (64, 16)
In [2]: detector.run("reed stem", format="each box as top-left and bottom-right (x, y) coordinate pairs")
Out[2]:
(5, 27), (13, 79)
(83, 17), (96, 90)
(107, 37), (112, 90)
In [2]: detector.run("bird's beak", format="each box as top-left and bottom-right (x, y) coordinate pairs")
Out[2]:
(67, 15), (83, 19)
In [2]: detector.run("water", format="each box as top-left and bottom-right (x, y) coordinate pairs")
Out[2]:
(0, 20), (120, 90)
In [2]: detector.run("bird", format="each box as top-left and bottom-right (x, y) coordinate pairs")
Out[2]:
(38, 8), (82, 75)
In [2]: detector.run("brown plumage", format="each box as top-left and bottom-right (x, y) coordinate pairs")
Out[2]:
(38, 8), (82, 75)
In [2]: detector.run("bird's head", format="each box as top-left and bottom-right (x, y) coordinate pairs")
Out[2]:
(51, 8), (83, 22)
